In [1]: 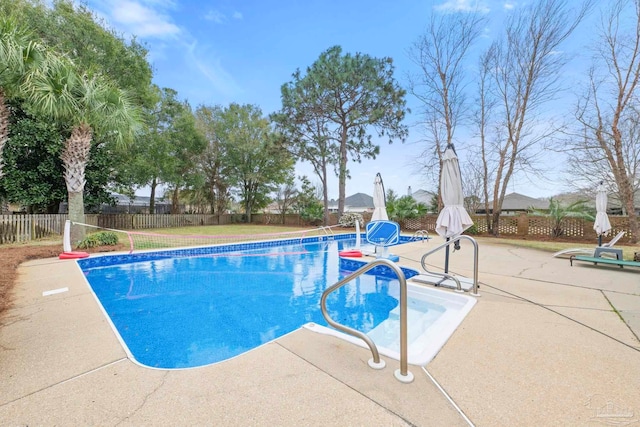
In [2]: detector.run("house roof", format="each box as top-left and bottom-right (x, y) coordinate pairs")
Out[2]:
(491, 192), (549, 211)
(554, 189), (640, 211)
(112, 193), (168, 206)
(411, 189), (435, 205)
(328, 193), (374, 210)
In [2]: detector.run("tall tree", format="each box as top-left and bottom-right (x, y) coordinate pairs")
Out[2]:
(194, 104), (233, 215)
(2, 101), (66, 212)
(407, 11), (486, 209)
(164, 104), (207, 214)
(273, 172), (297, 225)
(2, 0), (154, 211)
(3, 0), (154, 108)
(568, 0), (640, 242)
(25, 57), (141, 243)
(477, 0), (592, 235)
(125, 87), (186, 213)
(272, 74), (336, 225)
(0, 15), (47, 180)
(224, 103), (294, 222)
(274, 45), (408, 219)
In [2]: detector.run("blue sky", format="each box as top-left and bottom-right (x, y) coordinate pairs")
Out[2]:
(84, 0), (590, 200)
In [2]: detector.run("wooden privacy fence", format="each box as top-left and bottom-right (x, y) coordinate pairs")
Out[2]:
(0, 214), (68, 244)
(0, 212), (637, 244)
(85, 214), (228, 230)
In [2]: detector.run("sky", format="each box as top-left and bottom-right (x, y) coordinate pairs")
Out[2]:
(83, 0), (597, 200)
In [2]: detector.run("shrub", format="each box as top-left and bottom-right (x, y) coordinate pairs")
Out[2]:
(77, 231), (119, 249)
(464, 223), (479, 235)
(338, 213), (364, 228)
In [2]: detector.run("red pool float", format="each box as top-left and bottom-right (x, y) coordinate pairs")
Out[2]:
(59, 251), (90, 260)
(338, 250), (363, 258)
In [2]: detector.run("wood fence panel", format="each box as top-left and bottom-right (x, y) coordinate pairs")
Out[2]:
(1, 212), (638, 244)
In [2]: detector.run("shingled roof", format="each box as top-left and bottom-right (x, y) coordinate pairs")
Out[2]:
(490, 192), (549, 211)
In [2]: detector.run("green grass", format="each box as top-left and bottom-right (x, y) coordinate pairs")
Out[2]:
(474, 236), (640, 261)
(140, 224), (318, 236)
(114, 224), (333, 251)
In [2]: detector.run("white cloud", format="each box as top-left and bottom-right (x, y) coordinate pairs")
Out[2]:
(205, 9), (243, 23)
(205, 10), (226, 24)
(434, 0), (490, 13)
(89, 0), (180, 39)
(184, 41), (243, 99)
(503, 1), (515, 10)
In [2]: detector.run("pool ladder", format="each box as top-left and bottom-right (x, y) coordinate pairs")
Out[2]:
(320, 258), (414, 384)
(420, 235), (480, 296)
(411, 230), (429, 241)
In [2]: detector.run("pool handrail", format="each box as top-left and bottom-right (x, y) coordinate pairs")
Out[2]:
(411, 230), (429, 241)
(320, 258), (414, 384)
(420, 235), (479, 296)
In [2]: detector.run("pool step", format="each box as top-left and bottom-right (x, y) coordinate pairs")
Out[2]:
(367, 306), (442, 350)
(410, 272), (474, 291)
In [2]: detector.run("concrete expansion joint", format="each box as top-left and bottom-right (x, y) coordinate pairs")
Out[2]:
(0, 358), (129, 408)
(421, 367), (474, 426)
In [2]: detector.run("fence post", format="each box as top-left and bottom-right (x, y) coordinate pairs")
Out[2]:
(517, 212), (529, 236)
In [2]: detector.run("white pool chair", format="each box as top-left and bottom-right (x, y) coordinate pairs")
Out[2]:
(552, 231), (626, 258)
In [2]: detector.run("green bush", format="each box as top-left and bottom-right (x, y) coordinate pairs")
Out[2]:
(464, 223), (479, 235)
(77, 231), (119, 249)
(338, 213), (364, 228)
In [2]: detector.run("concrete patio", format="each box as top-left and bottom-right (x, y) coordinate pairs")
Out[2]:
(1, 238), (639, 425)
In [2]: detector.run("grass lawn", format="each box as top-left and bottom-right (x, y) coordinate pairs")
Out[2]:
(139, 224), (321, 236)
(474, 235), (640, 261)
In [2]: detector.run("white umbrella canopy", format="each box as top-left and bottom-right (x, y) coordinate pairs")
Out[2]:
(435, 145), (473, 238)
(593, 182), (611, 244)
(371, 172), (388, 221)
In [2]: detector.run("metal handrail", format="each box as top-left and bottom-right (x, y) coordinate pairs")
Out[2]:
(320, 258), (414, 383)
(317, 225), (336, 236)
(420, 235), (479, 296)
(411, 230), (429, 241)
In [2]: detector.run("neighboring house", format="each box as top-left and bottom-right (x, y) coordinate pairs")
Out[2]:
(327, 193), (374, 213)
(555, 189), (640, 215)
(100, 193), (171, 214)
(481, 192), (549, 214)
(410, 189), (436, 206)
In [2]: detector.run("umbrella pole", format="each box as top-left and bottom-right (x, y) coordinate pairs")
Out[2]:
(598, 235), (602, 247)
(444, 237), (450, 274)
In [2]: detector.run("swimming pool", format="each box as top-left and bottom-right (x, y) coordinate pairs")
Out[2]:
(78, 234), (475, 369)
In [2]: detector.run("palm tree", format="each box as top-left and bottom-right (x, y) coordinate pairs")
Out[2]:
(0, 17), (47, 179)
(387, 195), (428, 222)
(529, 198), (595, 238)
(24, 56), (142, 243)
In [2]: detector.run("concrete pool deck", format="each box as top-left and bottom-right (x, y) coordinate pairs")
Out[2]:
(1, 238), (639, 425)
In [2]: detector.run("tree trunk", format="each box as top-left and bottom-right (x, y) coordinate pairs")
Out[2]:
(150, 178), (157, 214)
(61, 124), (92, 244)
(0, 90), (8, 180)
(171, 187), (180, 214)
(0, 91), (9, 213)
(491, 211), (501, 237)
(68, 190), (85, 245)
(620, 178), (639, 243)
(338, 127), (348, 218)
(322, 166), (330, 226)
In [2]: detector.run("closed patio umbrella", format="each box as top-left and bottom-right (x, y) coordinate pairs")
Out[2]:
(371, 172), (388, 221)
(593, 182), (611, 246)
(436, 144), (473, 272)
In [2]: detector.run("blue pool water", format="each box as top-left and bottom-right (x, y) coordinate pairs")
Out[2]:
(80, 236), (421, 369)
